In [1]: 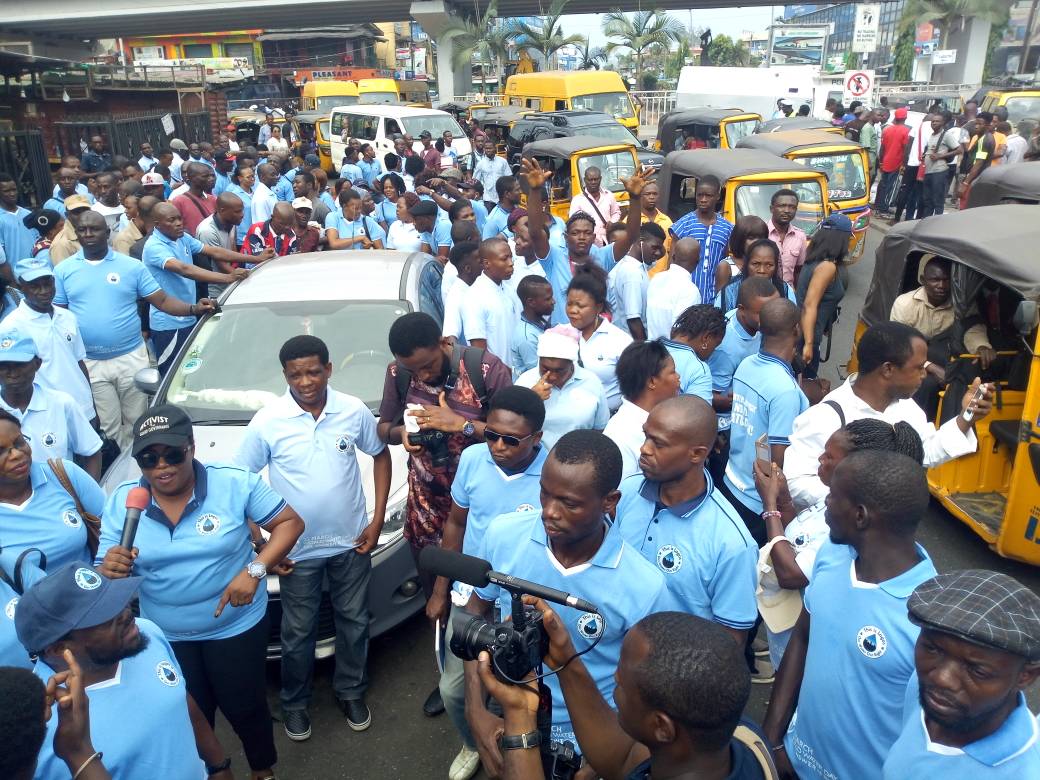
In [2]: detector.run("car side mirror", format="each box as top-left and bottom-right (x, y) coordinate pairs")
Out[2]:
(1013, 300), (1038, 336)
(134, 367), (162, 396)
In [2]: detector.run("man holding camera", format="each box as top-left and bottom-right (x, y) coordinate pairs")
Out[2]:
(460, 430), (673, 777)
(377, 312), (512, 716)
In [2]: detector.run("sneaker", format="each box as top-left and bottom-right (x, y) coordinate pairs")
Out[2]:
(750, 658), (775, 684)
(448, 745), (481, 780)
(752, 637), (769, 657)
(338, 698), (372, 731)
(283, 710), (311, 742)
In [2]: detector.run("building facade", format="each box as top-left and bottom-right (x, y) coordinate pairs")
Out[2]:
(784, 1), (907, 73)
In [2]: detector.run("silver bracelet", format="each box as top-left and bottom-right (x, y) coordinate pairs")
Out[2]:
(73, 751), (102, 780)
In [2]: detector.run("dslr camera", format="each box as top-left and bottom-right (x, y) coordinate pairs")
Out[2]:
(406, 429), (451, 468)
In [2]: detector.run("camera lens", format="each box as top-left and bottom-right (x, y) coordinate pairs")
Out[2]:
(449, 613), (501, 661)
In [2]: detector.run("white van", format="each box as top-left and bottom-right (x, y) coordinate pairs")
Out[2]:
(329, 105), (472, 174)
(676, 65), (825, 118)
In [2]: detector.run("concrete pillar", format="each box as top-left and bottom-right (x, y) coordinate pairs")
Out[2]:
(410, 0), (471, 99)
(932, 19), (991, 85)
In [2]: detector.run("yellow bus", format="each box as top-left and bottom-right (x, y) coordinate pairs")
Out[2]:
(357, 78), (401, 105)
(504, 70), (639, 132)
(299, 80), (360, 113)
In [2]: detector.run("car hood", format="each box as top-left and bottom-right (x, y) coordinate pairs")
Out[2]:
(637, 149), (666, 168)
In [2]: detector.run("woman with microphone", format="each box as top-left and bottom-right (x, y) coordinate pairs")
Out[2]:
(98, 403), (304, 780)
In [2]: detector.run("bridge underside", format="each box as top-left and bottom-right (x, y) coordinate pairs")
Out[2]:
(0, 0), (864, 39)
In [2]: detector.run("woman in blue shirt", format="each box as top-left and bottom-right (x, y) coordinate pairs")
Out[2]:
(98, 404), (303, 780)
(715, 238), (797, 313)
(376, 173), (405, 231)
(0, 410), (104, 571)
(225, 164), (256, 247)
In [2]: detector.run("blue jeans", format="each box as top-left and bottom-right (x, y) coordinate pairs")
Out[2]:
(439, 604), (476, 749)
(279, 548), (372, 711)
(919, 171), (948, 218)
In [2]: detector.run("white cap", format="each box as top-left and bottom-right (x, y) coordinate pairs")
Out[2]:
(537, 325), (580, 362)
(291, 197), (313, 211)
(141, 172), (164, 186)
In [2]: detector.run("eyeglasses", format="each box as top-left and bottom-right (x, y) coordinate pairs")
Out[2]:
(484, 429), (535, 448)
(0, 434), (31, 461)
(134, 445), (189, 470)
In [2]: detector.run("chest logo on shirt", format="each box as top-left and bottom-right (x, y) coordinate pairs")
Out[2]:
(577, 612), (604, 640)
(856, 625), (888, 659)
(156, 660), (180, 686)
(0, 337), (11, 349)
(62, 509), (82, 528)
(335, 435), (355, 454)
(74, 567), (102, 590)
(4, 596), (17, 620)
(41, 432), (57, 448)
(656, 544), (684, 573)
(66, 333), (73, 342)
(515, 503), (535, 513)
(195, 514), (221, 535)
(106, 272), (121, 285)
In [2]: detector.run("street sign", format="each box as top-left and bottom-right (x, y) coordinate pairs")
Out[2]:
(852, 4), (881, 53)
(842, 69), (875, 104)
(932, 49), (957, 64)
(161, 113), (175, 135)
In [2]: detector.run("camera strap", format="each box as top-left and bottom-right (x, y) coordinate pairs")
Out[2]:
(394, 345), (489, 424)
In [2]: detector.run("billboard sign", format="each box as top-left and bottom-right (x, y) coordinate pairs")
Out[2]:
(769, 25), (828, 67)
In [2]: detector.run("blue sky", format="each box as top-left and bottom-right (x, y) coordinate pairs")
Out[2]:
(561, 7), (778, 47)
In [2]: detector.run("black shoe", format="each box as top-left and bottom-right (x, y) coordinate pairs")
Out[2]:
(283, 709), (311, 742)
(338, 698), (372, 731)
(423, 686), (445, 717)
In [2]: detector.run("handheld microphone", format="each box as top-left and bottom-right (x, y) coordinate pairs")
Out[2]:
(118, 487), (151, 550)
(419, 546), (598, 614)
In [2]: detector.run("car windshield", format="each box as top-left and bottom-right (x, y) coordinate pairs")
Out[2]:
(572, 92), (635, 120)
(317, 95), (359, 112)
(794, 152), (867, 201)
(401, 115), (466, 139)
(723, 118), (760, 147)
(577, 152), (637, 193)
(583, 123), (637, 144)
(359, 92), (399, 105)
(734, 180), (825, 234)
(164, 300), (408, 421)
(1004, 96), (1040, 123)
(319, 119), (330, 139)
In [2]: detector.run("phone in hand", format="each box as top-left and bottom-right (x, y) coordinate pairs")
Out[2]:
(962, 384), (987, 422)
(756, 433), (771, 465)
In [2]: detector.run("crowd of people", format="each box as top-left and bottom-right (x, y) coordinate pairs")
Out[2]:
(0, 102), (1037, 780)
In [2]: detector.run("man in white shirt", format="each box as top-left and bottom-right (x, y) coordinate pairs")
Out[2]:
(236, 335), (390, 740)
(251, 163), (280, 225)
(441, 241), (481, 346)
(569, 166), (621, 247)
(89, 172), (125, 237)
(459, 237), (515, 361)
(607, 222), (667, 340)
(784, 321), (993, 510)
(472, 141), (511, 209)
(1004, 120), (1032, 164)
(604, 340), (681, 480)
(646, 237), (702, 340)
(894, 114), (934, 222)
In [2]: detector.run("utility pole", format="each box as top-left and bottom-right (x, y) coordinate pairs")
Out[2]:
(1021, 0), (1039, 74)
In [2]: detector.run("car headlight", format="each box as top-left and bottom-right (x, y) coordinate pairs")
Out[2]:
(377, 494), (408, 549)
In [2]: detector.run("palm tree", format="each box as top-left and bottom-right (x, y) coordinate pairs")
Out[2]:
(440, 0), (516, 95)
(602, 10), (686, 88)
(899, 0), (1012, 48)
(574, 38), (608, 70)
(511, 0), (585, 70)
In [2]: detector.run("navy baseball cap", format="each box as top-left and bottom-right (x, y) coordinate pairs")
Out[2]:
(15, 563), (141, 654)
(304, 154), (321, 167)
(819, 212), (853, 234)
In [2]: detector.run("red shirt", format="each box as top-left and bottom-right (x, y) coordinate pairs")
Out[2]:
(171, 191), (216, 237)
(242, 220), (298, 257)
(879, 123), (911, 173)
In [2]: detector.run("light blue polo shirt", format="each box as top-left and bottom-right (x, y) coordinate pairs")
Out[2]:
(615, 473), (758, 630)
(549, 215), (567, 250)
(340, 162), (364, 184)
(474, 509), (673, 746)
(324, 212), (387, 248)
(274, 169), (296, 202)
(662, 339), (712, 403)
(469, 199), (489, 233)
(883, 673), (1040, 779)
(420, 218), (452, 252)
(0, 206), (34, 264)
(142, 231), (203, 332)
(482, 204), (511, 239)
(53, 248), (162, 359)
(0, 459), (103, 570)
(33, 618), (207, 780)
(98, 462), (286, 641)
(516, 365), (609, 449)
(510, 316), (548, 378)
(0, 383), (101, 463)
(706, 310), (760, 431)
(358, 158), (381, 187)
(0, 547), (45, 669)
(213, 170), (230, 196)
(724, 351), (809, 514)
(785, 540), (937, 780)
(450, 444), (548, 601)
(236, 388), (385, 562)
(540, 243), (618, 325)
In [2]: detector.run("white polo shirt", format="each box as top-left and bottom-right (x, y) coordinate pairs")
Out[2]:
(460, 272), (516, 363)
(603, 399), (649, 481)
(442, 278), (471, 344)
(0, 383), (101, 464)
(235, 388), (386, 562)
(578, 318), (633, 412)
(4, 302), (92, 419)
(646, 264), (702, 340)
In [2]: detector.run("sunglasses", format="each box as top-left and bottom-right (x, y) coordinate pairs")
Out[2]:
(134, 445), (190, 470)
(484, 429), (535, 448)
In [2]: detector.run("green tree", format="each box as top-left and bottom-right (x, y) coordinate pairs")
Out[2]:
(574, 38), (608, 70)
(900, 0), (1012, 47)
(440, 0), (516, 94)
(602, 9), (685, 88)
(892, 24), (915, 80)
(511, 0), (584, 69)
(665, 38), (690, 80)
(706, 33), (751, 67)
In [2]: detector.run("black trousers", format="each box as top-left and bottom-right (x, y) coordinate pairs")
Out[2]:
(171, 613), (277, 771)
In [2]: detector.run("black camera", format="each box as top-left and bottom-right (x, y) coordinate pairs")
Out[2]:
(407, 429), (451, 468)
(449, 602), (547, 682)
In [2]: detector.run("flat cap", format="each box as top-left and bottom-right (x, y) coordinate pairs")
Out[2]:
(908, 570), (1040, 660)
(409, 200), (438, 218)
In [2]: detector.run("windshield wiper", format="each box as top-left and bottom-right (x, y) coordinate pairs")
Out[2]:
(190, 417), (251, 426)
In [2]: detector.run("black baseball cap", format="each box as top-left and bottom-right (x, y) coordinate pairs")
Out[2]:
(131, 403), (193, 456)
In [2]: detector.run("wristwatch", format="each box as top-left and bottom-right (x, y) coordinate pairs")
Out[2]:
(461, 420), (476, 438)
(499, 730), (541, 750)
(247, 561), (267, 579)
(206, 758), (231, 775)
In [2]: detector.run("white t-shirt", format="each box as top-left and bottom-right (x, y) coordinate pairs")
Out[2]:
(646, 264), (702, 340)
(460, 273), (516, 362)
(386, 220), (422, 251)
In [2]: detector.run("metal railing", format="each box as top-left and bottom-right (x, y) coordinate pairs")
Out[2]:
(0, 131), (51, 208)
(52, 111), (211, 162)
(630, 91), (676, 127)
(226, 98), (299, 114)
(89, 63), (206, 90)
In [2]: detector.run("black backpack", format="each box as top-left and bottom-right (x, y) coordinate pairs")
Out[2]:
(393, 344), (489, 423)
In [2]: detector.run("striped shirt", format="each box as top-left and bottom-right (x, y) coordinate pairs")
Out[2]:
(669, 212), (733, 303)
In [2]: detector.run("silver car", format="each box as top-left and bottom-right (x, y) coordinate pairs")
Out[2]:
(103, 250), (445, 658)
